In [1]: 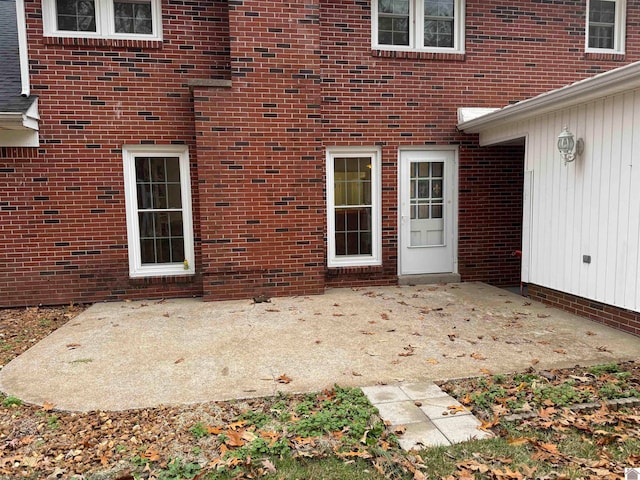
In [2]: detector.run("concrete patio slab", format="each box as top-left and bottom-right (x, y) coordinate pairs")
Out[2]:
(1, 282), (639, 412)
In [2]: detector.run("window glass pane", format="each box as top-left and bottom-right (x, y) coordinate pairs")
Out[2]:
(378, 0), (410, 46)
(167, 184), (182, 209)
(135, 156), (185, 265)
(334, 207), (372, 256)
(425, 0), (454, 17)
(115, 0), (153, 34)
(379, 0), (409, 14)
(56, 0), (96, 32)
(589, 0), (616, 49)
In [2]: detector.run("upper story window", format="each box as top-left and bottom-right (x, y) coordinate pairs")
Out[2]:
(586, 0), (626, 53)
(42, 0), (162, 40)
(372, 0), (465, 53)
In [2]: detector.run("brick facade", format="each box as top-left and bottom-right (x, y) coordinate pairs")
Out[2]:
(528, 284), (640, 336)
(1, 0), (640, 310)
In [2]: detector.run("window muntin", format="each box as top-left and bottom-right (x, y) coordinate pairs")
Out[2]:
(373, 0), (464, 53)
(586, 0), (626, 53)
(43, 0), (161, 39)
(123, 146), (194, 278)
(327, 148), (381, 267)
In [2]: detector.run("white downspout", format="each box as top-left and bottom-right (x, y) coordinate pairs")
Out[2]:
(15, 0), (30, 97)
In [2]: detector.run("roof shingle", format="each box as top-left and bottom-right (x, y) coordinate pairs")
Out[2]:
(0, 0), (35, 113)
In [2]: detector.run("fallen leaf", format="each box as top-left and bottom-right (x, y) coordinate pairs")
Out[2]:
(471, 353), (486, 360)
(479, 368), (493, 375)
(585, 330), (597, 336)
(261, 459), (277, 474)
(42, 402), (55, 411)
(553, 349), (566, 355)
(277, 374), (292, 384)
(351, 371), (362, 376)
(531, 358), (540, 365)
(66, 343), (81, 349)
(426, 358), (439, 365)
(393, 425), (407, 435)
(537, 313), (550, 318)
(174, 358), (184, 364)
(597, 345), (611, 352)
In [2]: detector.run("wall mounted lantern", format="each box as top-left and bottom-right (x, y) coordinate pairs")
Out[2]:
(557, 127), (584, 164)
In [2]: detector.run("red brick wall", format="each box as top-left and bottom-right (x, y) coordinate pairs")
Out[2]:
(0, 0), (230, 306)
(192, 1), (326, 300)
(4, 0), (640, 306)
(458, 144), (525, 286)
(528, 284), (640, 336)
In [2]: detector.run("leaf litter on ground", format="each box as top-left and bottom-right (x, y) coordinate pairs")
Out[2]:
(1, 305), (640, 479)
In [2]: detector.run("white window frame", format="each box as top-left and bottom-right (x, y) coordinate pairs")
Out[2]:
(585, 0), (626, 54)
(326, 147), (382, 268)
(371, 0), (465, 54)
(123, 145), (195, 278)
(42, 0), (162, 40)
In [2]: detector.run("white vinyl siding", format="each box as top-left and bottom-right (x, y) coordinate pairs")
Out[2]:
(477, 89), (640, 313)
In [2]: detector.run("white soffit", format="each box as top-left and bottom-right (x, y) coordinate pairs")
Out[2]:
(458, 61), (640, 134)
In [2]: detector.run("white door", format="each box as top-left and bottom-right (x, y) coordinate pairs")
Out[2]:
(399, 149), (456, 275)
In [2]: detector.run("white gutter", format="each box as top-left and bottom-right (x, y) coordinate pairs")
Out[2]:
(15, 0), (30, 97)
(458, 61), (640, 133)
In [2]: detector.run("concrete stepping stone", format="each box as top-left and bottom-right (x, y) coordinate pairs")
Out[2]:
(362, 382), (493, 450)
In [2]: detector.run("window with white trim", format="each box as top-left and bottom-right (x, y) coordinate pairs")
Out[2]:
(123, 145), (195, 278)
(586, 0), (626, 53)
(326, 148), (382, 268)
(372, 0), (465, 53)
(42, 0), (162, 40)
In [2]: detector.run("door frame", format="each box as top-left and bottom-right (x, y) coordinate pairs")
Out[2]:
(397, 146), (459, 276)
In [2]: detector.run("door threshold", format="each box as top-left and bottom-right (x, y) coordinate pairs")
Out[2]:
(398, 273), (461, 285)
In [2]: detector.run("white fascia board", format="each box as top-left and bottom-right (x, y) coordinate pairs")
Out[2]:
(458, 61), (640, 133)
(457, 108), (500, 124)
(0, 99), (40, 131)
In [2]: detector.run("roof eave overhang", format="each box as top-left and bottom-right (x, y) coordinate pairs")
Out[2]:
(0, 98), (40, 146)
(457, 61), (640, 134)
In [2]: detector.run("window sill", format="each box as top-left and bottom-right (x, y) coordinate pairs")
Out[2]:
(326, 265), (384, 276)
(372, 49), (465, 61)
(43, 36), (163, 49)
(129, 274), (196, 286)
(584, 51), (625, 61)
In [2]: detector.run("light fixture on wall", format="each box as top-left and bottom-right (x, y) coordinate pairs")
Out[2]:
(557, 127), (584, 164)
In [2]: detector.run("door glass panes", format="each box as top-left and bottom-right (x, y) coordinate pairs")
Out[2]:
(114, 0), (153, 34)
(56, 0), (96, 32)
(589, 0), (615, 49)
(410, 161), (444, 246)
(378, 0), (410, 45)
(334, 157), (373, 256)
(424, 0), (454, 47)
(135, 157), (185, 264)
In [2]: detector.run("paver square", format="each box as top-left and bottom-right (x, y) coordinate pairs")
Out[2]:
(400, 382), (449, 400)
(395, 420), (451, 450)
(433, 415), (493, 444)
(373, 401), (427, 425)
(361, 385), (410, 404)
